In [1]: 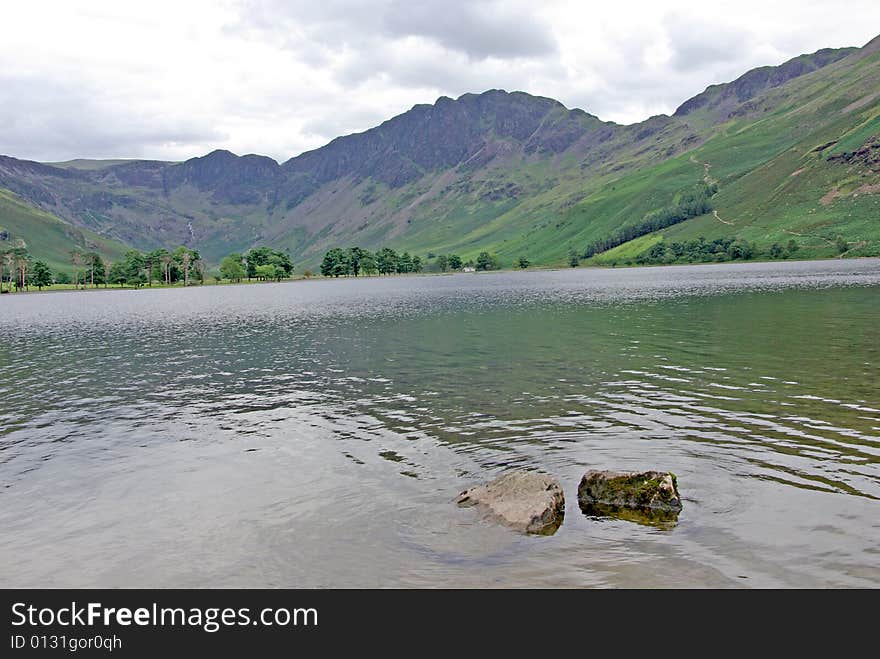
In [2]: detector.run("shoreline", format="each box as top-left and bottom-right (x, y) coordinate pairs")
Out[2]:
(1, 253), (877, 297)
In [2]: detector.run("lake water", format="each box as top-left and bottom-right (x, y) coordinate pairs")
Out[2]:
(1, 259), (879, 588)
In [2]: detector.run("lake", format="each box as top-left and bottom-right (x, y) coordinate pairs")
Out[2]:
(1, 259), (879, 587)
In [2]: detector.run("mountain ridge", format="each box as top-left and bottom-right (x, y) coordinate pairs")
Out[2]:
(1, 37), (879, 270)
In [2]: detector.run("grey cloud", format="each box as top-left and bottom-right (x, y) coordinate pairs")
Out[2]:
(0, 76), (224, 161)
(664, 15), (755, 73)
(557, 20), (780, 122)
(336, 45), (564, 93)
(233, 0), (556, 61)
(383, 0), (556, 59)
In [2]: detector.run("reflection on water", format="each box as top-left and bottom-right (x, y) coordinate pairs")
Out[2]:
(579, 504), (681, 530)
(0, 259), (878, 587)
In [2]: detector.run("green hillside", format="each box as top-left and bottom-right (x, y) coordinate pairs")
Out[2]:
(591, 43), (880, 264)
(0, 188), (129, 274)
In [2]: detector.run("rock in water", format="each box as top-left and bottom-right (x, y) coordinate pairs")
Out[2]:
(577, 470), (682, 527)
(456, 470), (565, 535)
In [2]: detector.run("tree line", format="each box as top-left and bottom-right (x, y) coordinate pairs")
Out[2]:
(219, 247), (293, 282)
(635, 237), (756, 265)
(318, 247), (505, 276)
(629, 236), (804, 265)
(0, 243), (299, 293)
(320, 246), (422, 277)
(436, 252), (502, 271)
(81, 246), (206, 288)
(582, 183), (718, 258)
(0, 244), (52, 292)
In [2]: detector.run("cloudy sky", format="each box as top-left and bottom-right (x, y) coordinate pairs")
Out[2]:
(1, 0), (878, 163)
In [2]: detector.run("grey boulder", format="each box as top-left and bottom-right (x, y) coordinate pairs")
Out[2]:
(456, 470), (565, 535)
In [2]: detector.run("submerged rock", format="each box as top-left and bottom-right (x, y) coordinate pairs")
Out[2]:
(577, 470), (682, 528)
(456, 470), (565, 535)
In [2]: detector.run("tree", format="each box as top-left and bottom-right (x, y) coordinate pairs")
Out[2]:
(835, 236), (848, 254)
(786, 239), (799, 256)
(769, 243), (784, 258)
(447, 254), (462, 271)
(103, 260), (112, 288)
(0, 249), (7, 293)
(728, 240), (754, 260)
(3, 250), (15, 292)
(181, 250), (192, 286)
(568, 250), (580, 268)
(245, 247), (269, 279)
(359, 251), (377, 275)
(516, 256), (530, 269)
(122, 250), (146, 287)
(55, 271), (71, 285)
(220, 254), (246, 282)
(411, 255), (423, 273)
(254, 264), (276, 280)
(12, 247), (30, 291)
(376, 247), (398, 275)
(143, 251), (154, 286)
(347, 247), (372, 277)
(320, 249), (335, 277)
(30, 261), (52, 290)
(245, 246), (270, 279)
(397, 252), (413, 273)
(476, 251), (499, 271)
(436, 254), (449, 272)
(71, 251), (82, 289)
(172, 246), (192, 286)
(108, 262), (127, 287)
(84, 253), (106, 286)
(84, 252), (98, 287)
(320, 248), (350, 277)
(272, 251), (293, 278)
(145, 249), (168, 286)
(245, 247), (292, 280)
(646, 242), (669, 263)
(160, 250), (173, 285)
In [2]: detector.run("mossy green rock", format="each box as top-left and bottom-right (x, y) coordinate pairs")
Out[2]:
(577, 470), (682, 514)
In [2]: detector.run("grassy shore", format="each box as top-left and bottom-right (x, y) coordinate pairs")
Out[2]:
(0, 276), (317, 295)
(2, 252), (877, 297)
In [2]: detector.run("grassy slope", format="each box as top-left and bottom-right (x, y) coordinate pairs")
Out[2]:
(0, 188), (129, 273)
(276, 128), (707, 268)
(636, 47), (880, 261)
(470, 46), (880, 267)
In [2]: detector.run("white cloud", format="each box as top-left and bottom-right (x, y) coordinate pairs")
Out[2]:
(0, 0), (877, 162)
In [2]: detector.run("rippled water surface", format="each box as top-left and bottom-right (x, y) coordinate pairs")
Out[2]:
(1, 259), (879, 587)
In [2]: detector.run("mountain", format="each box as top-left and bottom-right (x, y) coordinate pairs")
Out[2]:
(2, 36), (879, 272)
(673, 47), (857, 120)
